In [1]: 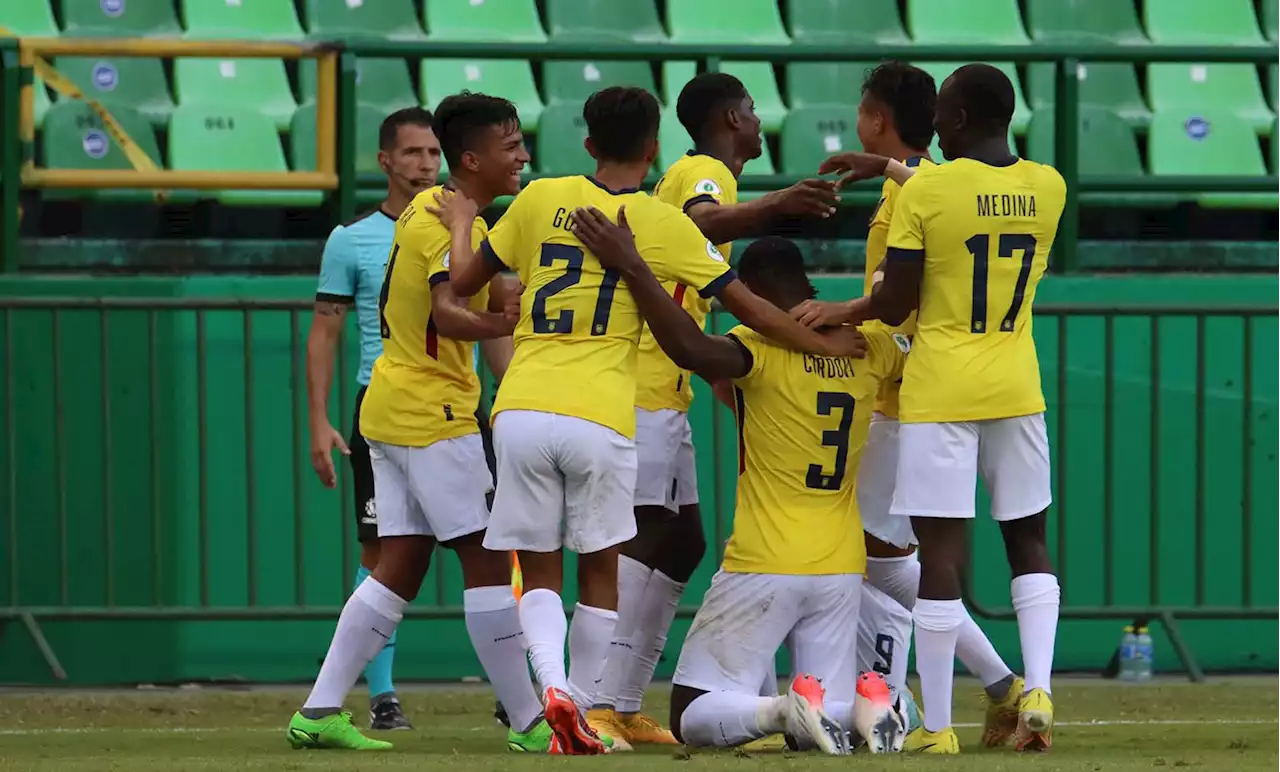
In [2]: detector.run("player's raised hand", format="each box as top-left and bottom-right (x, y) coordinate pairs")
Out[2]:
(773, 179), (840, 218)
(309, 420), (350, 489)
(425, 189), (478, 230)
(818, 324), (869, 359)
(791, 299), (855, 329)
(818, 152), (891, 188)
(569, 206), (643, 271)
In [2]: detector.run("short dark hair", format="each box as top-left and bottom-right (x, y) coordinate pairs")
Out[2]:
(582, 86), (661, 162)
(947, 63), (1015, 132)
(676, 72), (748, 144)
(862, 62), (937, 150)
(378, 107), (434, 151)
(432, 91), (520, 168)
(737, 237), (817, 302)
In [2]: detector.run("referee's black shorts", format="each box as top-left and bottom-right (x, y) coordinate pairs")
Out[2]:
(348, 387), (497, 543)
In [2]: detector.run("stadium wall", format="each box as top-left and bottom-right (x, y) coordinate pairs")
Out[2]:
(0, 272), (1275, 685)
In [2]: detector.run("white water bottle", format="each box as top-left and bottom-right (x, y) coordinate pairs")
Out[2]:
(1118, 625), (1139, 682)
(1134, 626), (1154, 681)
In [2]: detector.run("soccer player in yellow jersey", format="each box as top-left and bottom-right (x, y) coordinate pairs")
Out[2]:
(798, 64), (1066, 755)
(567, 222), (908, 755)
(593, 72), (841, 747)
(440, 86), (865, 756)
(289, 93), (552, 754)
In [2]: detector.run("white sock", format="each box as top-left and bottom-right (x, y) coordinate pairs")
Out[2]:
(567, 603), (618, 710)
(518, 588), (570, 696)
(1011, 573), (1060, 693)
(865, 554), (921, 609)
(826, 699), (854, 730)
(615, 569), (684, 714)
(913, 598), (965, 732)
(593, 555), (652, 709)
(759, 672), (779, 697)
(465, 585), (543, 733)
(956, 613), (1014, 688)
(303, 579), (405, 712)
(680, 691), (788, 748)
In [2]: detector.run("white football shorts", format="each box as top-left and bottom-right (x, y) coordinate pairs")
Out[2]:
(856, 413), (917, 549)
(672, 570), (862, 704)
(891, 413), (1052, 520)
(367, 434), (491, 542)
(634, 407), (699, 510)
(855, 582), (913, 700)
(484, 410), (638, 554)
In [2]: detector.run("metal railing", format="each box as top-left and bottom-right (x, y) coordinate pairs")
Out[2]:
(0, 296), (1274, 681)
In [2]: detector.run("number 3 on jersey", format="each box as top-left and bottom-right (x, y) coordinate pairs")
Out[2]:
(965, 232), (1038, 334)
(531, 243), (621, 336)
(806, 391), (855, 491)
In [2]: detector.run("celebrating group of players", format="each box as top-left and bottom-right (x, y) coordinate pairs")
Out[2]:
(293, 58), (1066, 757)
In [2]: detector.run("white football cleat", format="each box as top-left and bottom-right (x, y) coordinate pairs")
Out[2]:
(784, 674), (852, 756)
(853, 672), (906, 753)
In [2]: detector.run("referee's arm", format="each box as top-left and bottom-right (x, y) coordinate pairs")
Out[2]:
(307, 227), (357, 488)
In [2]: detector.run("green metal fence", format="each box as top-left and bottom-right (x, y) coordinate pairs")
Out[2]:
(0, 296), (1274, 682)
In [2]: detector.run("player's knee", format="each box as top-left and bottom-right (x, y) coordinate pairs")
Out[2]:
(359, 540), (382, 571)
(448, 531), (512, 589)
(621, 505), (676, 566)
(1000, 511), (1052, 577)
(577, 548), (620, 610)
(371, 535), (434, 601)
(652, 505), (705, 583)
(668, 685), (704, 745)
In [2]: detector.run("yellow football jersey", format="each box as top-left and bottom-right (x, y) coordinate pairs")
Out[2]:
(722, 325), (909, 576)
(483, 175), (735, 439)
(863, 156), (934, 419)
(359, 185), (491, 447)
(636, 152), (740, 413)
(887, 158), (1066, 423)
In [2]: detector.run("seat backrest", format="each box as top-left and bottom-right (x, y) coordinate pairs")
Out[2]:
(291, 102), (385, 173)
(1024, 0), (1147, 43)
(169, 104), (288, 171)
(1144, 0), (1264, 43)
(1149, 111), (1267, 175)
(786, 62), (876, 108)
(1025, 107), (1144, 174)
(535, 104), (594, 175)
(0, 0), (57, 35)
(300, 58), (416, 118)
(786, 0), (906, 44)
(62, 0), (181, 36)
(544, 0), (665, 42)
(780, 106), (862, 175)
(424, 0), (546, 42)
(173, 58), (298, 131)
(662, 61), (787, 133)
(303, 0), (424, 39)
(543, 61), (657, 105)
(908, 0), (1029, 43)
(42, 100), (162, 170)
(180, 0), (304, 38)
(420, 60), (544, 129)
(667, 0), (790, 44)
(915, 61), (1032, 132)
(53, 57), (174, 124)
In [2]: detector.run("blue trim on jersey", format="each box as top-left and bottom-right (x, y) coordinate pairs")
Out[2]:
(905, 155), (926, 168)
(480, 239), (508, 271)
(317, 209), (396, 386)
(699, 268), (738, 299)
(585, 176), (641, 195)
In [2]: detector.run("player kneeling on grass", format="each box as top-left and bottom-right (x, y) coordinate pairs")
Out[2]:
(567, 220), (908, 755)
(287, 93), (551, 753)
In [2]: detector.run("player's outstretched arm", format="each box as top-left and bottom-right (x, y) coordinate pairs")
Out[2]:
(427, 190), (497, 297)
(716, 280), (868, 359)
(687, 179), (839, 244)
(819, 152), (918, 188)
(570, 206), (751, 381)
(429, 281), (516, 341)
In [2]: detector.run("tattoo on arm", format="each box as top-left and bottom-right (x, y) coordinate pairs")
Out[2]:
(314, 301), (348, 318)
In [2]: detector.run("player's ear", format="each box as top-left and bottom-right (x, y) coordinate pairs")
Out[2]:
(583, 135), (600, 161)
(376, 149), (392, 175)
(460, 149), (480, 173)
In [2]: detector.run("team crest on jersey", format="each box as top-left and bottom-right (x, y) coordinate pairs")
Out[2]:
(892, 333), (912, 353)
(696, 178), (722, 196)
(705, 240), (724, 261)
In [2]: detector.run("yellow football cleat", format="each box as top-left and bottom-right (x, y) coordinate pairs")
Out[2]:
(741, 734), (788, 752)
(585, 708), (633, 752)
(1015, 687), (1053, 752)
(620, 712), (679, 745)
(903, 726), (960, 754)
(982, 675), (1025, 747)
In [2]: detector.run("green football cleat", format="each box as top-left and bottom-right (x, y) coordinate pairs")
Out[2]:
(287, 711), (393, 751)
(507, 719), (553, 752)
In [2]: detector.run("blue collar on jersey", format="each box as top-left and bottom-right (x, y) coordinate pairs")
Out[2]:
(905, 155), (927, 168)
(586, 175), (641, 195)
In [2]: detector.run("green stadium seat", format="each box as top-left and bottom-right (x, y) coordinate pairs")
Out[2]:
(180, 0), (304, 39)
(786, 0), (907, 44)
(907, 0), (1030, 45)
(1266, 0), (1279, 42)
(916, 62), (1032, 133)
(1024, 108), (1144, 174)
(543, 61), (657, 105)
(1023, 0), (1147, 44)
(0, 0), (57, 35)
(290, 102), (386, 174)
(424, 0), (545, 43)
(544, 0), (665, 43)
(1144, 0), (1273, 132)
(780, 106), (861, 175)
(173, 58), (297, 131)
(40, 100), (162, 202)
(1270, 63), (1278, 111)
(1150, 110), (1274, 207)
(786, 62), (876, 108)
(61, 0), (182, 36)
(420, 59), (543, 130)
(926, 127), (1016, 167)
(169, 104), (314, 205)
(657, 107), (775, 175)
(1273, 119), (1278, 173)
(663, 61), (786, 133)
(300, 58), (416, 118)
(535, 103), (593, 175)
(667, 0), (790, 45)
(53, 57), (174, 126)
(1028, 63), (1151, 128)
(302, 0), (424, 40)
